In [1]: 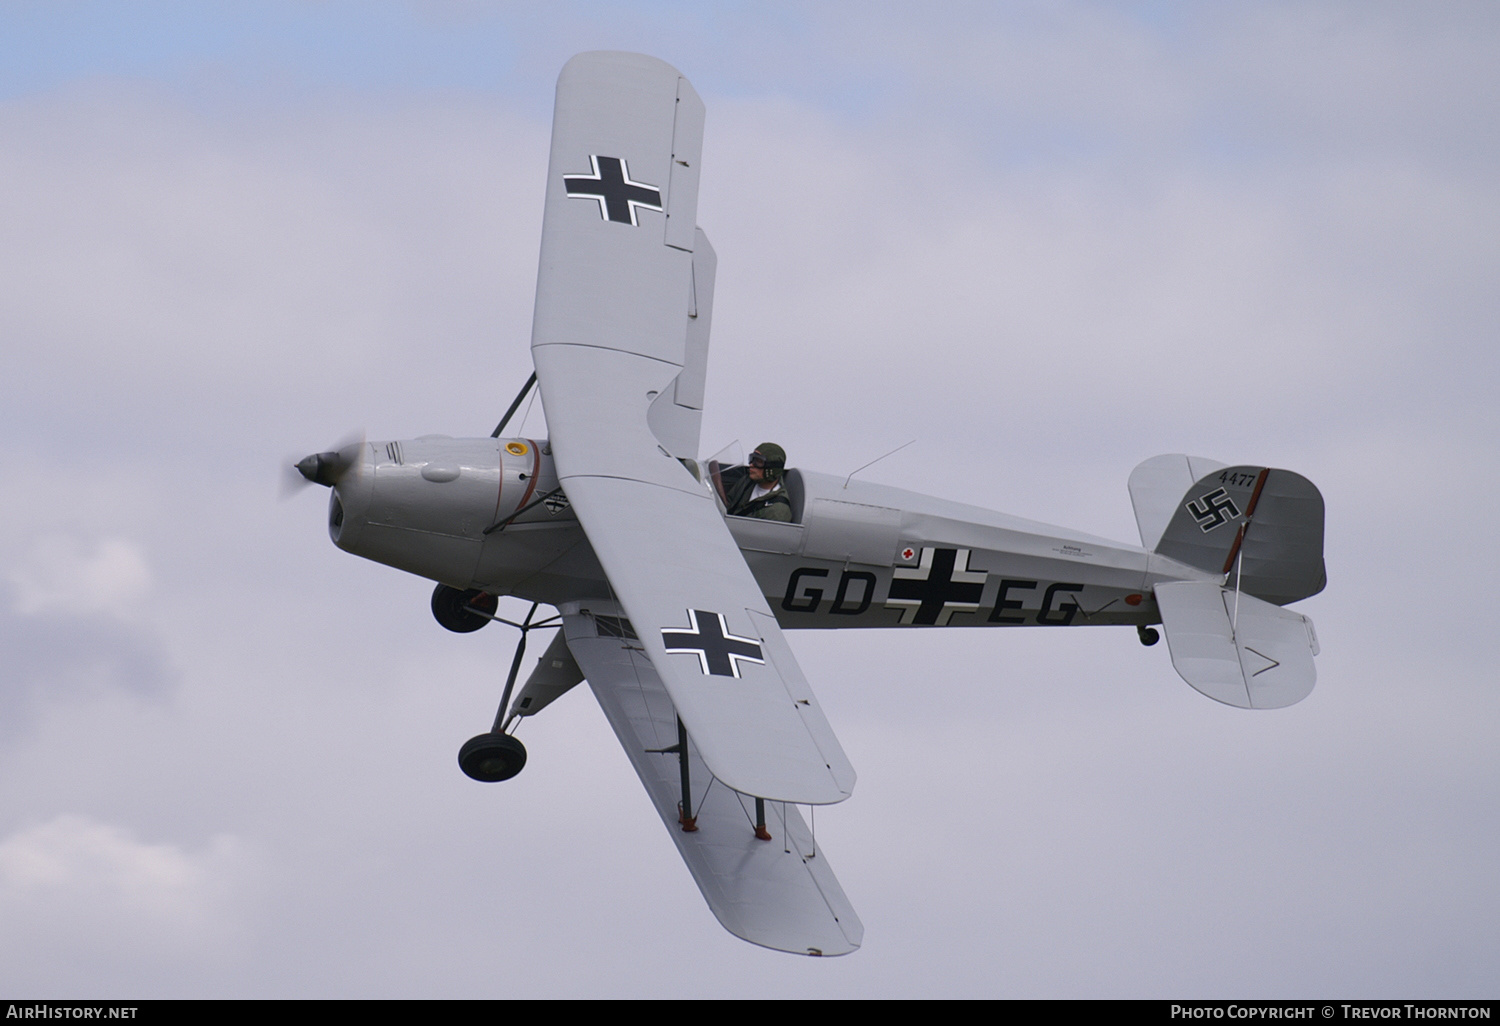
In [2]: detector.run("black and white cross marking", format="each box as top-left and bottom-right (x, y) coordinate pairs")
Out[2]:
(660, 609), (765, 678)
(563, 155), (664, 226)
(885, 547), (988, 625)
(1186, 488), (1241, 533)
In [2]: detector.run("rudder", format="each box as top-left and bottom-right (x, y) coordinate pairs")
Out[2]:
(1133, 456), (1326, 606)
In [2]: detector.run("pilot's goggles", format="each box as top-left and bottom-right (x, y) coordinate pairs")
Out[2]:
(748, 453), (767, 468)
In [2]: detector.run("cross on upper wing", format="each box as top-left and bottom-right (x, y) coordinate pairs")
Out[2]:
(563, 154), (664, 226)
(661, 609), (766, 678)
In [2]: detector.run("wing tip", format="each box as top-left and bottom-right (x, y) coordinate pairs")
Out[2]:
(561, 50), (685, 82)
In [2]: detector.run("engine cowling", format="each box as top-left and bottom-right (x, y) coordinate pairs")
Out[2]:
(329, 435), (551, 586)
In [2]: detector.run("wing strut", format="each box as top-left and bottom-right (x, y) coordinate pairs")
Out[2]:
(483, 486), (564, 535)
(490, 371), (537, 438)
(645, 717), (703, 832)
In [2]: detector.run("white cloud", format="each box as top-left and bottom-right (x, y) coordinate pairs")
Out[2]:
(0, 815), (250, 989)
(9, 536), (152, 617)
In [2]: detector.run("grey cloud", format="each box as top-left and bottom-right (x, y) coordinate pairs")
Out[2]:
(0, 592), (177, 740)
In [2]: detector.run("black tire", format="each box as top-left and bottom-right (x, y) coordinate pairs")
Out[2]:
(458, 732), (527, 782)
(432, 585), (497, 633)
(1138, 626), (1161, 647)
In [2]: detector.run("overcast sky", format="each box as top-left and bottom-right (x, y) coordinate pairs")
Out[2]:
(1, 1), (1496, 999)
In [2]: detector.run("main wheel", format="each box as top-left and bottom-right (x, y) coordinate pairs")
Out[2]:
(1137, 625), (1161, 647)
(458, 732), (527, 782)
(432, 585), (497, 633)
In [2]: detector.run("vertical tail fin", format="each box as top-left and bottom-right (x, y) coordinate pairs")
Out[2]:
(1128, 454), (1227, 550)
(1129, 455), (1326, 605)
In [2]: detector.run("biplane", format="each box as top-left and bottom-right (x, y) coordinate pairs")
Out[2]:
(295, 52), (1325, 956)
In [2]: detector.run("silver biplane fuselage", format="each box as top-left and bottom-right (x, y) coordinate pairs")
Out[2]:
(326, 435), (1180, 634)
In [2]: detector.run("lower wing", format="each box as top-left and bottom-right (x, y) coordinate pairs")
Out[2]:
(563, 605), (863, 956)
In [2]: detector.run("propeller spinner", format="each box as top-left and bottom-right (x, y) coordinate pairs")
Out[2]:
(295, 450), (351, 487)
(284, 432), (365, 497)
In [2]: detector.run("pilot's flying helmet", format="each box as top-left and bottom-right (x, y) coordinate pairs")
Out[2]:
(750, 442), (786, 483)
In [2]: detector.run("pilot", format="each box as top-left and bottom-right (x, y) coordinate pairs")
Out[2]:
(723, 443), (792, 521)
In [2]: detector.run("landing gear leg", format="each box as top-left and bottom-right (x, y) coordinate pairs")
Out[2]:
(457, 601), (560, 783)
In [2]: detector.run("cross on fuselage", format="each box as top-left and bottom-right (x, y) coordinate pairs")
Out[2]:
(564, 155), (663, 226)
(661, 609), (765, 678)
(886, 547), (987, 626)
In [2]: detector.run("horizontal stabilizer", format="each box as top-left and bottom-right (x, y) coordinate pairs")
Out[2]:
(1155, 581), (1317, 709)
(563, 609), (862, 956)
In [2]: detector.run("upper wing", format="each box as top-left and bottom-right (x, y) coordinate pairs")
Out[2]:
(532, 51), (703, 370)
(530, 53), (854, 804)
(562, 606), (862, 956)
